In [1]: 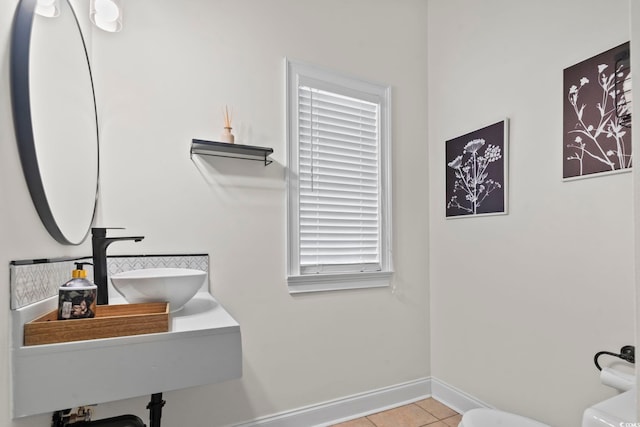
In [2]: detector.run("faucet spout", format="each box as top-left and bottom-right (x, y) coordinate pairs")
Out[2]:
(92, 228), (145, 305)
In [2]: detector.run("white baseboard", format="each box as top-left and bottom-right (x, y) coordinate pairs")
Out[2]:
(430, 377), (492, 414)
(230, 376), (490, 427)
(230, 378), (431, 427)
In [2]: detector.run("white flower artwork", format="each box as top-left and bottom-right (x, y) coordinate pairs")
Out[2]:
(446, 120), (508, 218)
(563, 42), (631, 179)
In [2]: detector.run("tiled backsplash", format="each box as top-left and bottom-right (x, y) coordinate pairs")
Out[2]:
(10, 254), (209, 309)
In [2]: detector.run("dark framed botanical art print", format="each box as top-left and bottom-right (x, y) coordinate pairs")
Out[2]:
(445, 119), (508, 218)
(563, 42), (631, 180)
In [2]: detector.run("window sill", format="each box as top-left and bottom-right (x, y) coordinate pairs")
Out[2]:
(287, 271), (393, 294)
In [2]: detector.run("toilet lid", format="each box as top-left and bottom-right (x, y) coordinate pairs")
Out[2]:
(461, 408), (550, 427)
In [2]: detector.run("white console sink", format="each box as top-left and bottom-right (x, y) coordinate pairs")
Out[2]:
(11, 291), (242, 418)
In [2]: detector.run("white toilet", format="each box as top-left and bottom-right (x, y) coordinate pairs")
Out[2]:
(582, 389), (635, 427)
(458, 364), (636, 427)
(459, 373), (635, 427)
(458, 408), (550, 427)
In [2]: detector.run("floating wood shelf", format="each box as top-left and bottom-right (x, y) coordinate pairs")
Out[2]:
(191, 139), (274, 165)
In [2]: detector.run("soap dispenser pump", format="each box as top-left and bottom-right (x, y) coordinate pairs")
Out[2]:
(58, 262), (97, 320)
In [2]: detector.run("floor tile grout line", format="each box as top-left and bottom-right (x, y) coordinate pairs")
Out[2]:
(331, 398), (460, 427)
(413, 401), (459, 421)
(412, 402), (442, 419)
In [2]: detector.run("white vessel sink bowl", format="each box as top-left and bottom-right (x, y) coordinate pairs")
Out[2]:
(110, 268), (206, 312)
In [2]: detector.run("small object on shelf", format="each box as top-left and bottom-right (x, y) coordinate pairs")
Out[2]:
(191, 139), (274, 165)
(24, 302), (169, 346)
(58, 262), (97, 320)
(221, 127), (234, 143)
(220, 105), (235, 143)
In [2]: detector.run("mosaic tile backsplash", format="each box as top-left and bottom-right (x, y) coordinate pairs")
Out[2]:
(10, 254), (209, 309)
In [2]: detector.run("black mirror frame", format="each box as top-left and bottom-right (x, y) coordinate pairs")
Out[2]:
(10, 0), (100, 245)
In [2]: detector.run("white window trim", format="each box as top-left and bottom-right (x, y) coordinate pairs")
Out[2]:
(285, 58), (393, 294)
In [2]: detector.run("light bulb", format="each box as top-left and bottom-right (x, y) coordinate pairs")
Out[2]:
(95, 0), (119, 22)
(35, 0), (59, 18)
(90, 0), (122, 32)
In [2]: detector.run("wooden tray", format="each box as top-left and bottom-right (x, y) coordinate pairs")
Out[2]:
(24, 302), (169, 346)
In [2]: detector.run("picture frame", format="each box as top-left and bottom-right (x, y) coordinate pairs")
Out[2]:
(563, 42), (632, 180)
(445, 119), (509, 219)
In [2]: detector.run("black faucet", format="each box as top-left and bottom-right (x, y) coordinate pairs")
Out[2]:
(92, 227), (145, 305)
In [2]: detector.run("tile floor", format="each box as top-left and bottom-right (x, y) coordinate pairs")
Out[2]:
(331, 398), (461, 427)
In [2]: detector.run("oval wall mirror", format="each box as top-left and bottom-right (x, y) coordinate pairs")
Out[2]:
(10, 0), (99, 245)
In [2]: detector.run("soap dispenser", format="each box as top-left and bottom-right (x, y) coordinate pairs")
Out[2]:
(58, 262), (97, 320)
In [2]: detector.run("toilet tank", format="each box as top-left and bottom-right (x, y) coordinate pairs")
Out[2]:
(582, 389), (635, 427)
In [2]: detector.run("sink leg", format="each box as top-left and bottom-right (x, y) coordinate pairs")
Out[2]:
(51, 409), (69, 427)
(147, 393), (165, 427)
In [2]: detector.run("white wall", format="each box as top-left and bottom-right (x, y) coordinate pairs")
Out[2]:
(1, 0), (430, 426)
(633, 0), (640, 420)
(428, 1), (634, 426)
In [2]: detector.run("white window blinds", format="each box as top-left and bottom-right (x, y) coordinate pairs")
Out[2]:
(298, 86), (382, 273)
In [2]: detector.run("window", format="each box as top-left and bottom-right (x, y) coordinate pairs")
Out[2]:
(286, 59), (392, 293)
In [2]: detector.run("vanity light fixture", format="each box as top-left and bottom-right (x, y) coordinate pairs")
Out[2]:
(90, 0), (123, 32)
(35, 0), (60, 18)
